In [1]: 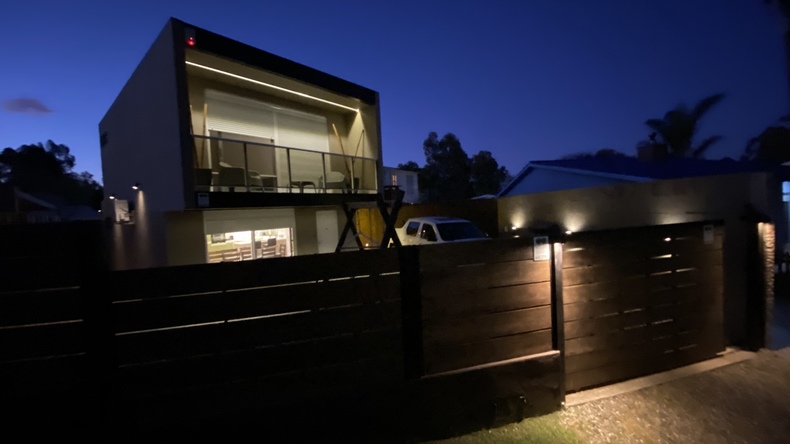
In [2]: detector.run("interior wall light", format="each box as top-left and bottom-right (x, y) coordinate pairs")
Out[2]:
(132, 183), (141, 190)
(109, 194), (116, 200)
(185, 61), (359, 113)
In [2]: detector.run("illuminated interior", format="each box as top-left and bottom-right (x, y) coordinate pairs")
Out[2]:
(206, 228), (292, 263)
(185, 48), (379, 195)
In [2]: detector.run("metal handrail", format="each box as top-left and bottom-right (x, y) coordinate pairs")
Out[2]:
(192, 134), (377, 193)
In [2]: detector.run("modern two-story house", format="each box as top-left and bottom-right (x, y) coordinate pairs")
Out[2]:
(100, 18), (383, 270)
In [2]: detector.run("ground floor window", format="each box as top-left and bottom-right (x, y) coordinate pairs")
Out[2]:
(206, 227), (292, 263)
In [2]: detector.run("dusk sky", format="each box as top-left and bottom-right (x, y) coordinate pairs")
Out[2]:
(2, 0), (788, 184)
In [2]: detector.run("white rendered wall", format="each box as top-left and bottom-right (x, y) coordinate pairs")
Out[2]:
(99, 21), (184, 269)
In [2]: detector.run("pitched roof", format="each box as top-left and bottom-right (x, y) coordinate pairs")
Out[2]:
(499, 156), (790, 196)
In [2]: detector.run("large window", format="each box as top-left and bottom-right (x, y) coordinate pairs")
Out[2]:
(206, 228), (292, 263)
(203, 90), (329, 187)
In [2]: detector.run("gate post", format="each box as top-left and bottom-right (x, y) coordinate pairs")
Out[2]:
(550, 241), (566, 403)
(399, 246), (423, 379)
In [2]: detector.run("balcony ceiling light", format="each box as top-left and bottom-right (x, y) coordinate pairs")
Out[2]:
(185, 61), (359, 113)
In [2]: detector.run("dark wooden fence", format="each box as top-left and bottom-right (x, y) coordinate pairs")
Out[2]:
(1, 220), (731, 439)
(0, 223), (561, 439)
(106, 248), (403, 433)
(562, 222), (725, 392)
(0, 222), (102, 433)
(418, 238), (553, 374)
(404, 238), (560, 439)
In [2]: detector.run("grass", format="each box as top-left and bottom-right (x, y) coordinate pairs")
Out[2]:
(426, 412), (583, 444)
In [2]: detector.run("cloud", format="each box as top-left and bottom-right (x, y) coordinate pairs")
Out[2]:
(3, 98), (52, 114)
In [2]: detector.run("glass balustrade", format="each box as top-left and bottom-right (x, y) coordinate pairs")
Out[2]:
(191, 134), (378, 194)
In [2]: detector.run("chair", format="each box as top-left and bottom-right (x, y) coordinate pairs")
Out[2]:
(319, 171), (347, 192)
(217, 162), (247, 188)
(291, 180), (316, 193)
(247, 170), (264, 187)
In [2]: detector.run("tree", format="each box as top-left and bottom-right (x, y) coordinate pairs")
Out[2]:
(742, 115), (790, 163)
(643, 93), (726, 158)
(420, 132), (471, 202)
(469, 150), (509, 196)
(399, 132), (510, 202)
(0, 140), (103, 209)
(396, 160), (421, 172)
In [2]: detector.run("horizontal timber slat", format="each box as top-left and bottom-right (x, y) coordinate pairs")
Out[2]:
(0, 287), (84, 327)
(563, 223), (723, 251)
(564, 294), (722, 340)
(421, 260), (550, 294)
(565, 329), (724, 392)
(115, 354), (405, 427)
(112, 274), (400, 333)
(565, 315), (722, 357)
(0, 322), (86, 361)
(564, 282), (722, 322)
(0, 355), (88, 397)
(424, 305), (552, 348)
(417, 237), (535, 270)
(422, 281), (551, 320)
(117, 328), (404, 396)
(563, 266), (723, 305)
(565, 324), (725, 376)
(563, 237), (723, 269)
(1, 257), (84, 292)
(115, 300), (402, 365)
(561, 221), (725, 392)
(424, 329), (553, 375)
(109, 248), (400, 302)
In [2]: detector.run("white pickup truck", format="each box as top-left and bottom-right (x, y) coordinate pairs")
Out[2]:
(393, 216), (489, 246)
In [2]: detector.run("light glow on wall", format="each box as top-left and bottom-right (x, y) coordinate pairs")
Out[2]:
(185, 61), (359, 113)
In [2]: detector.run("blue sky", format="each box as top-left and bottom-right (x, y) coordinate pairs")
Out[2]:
(1, 0), (788, 184)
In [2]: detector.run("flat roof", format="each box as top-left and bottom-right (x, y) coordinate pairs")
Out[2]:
(171, 18), (378, 105)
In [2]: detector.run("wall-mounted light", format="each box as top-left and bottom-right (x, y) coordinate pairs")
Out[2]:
(664, 237), (672, 242)
(185, 61), (359, 113)
(109, 194), (116, 200)
(565, 230), (573, 235)
(132, 183), (141, 190)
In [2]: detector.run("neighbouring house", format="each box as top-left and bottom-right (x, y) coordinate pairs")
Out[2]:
(0, 185), (100, 224)
(499, 144), (790, 250)
(498, 145), (790, 349)
(0, 185), (60, 224)
(380, 166), (419, 203)
(100, 18), (384, 270)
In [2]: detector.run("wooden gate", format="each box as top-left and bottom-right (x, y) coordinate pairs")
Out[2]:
(562, 221), (725, 392)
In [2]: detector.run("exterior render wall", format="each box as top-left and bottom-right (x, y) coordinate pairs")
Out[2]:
(99, 21), (183, 270)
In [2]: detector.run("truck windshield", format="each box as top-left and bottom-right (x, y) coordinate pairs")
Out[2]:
(436, 222), (487, 241)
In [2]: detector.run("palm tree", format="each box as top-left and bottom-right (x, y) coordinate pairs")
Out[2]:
(644, 93), (726, 158)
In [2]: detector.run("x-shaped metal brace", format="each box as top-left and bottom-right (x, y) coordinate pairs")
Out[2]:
(378, 189), (405, 249)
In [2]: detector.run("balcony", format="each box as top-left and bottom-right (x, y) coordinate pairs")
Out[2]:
(191, 134), (378, 195)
